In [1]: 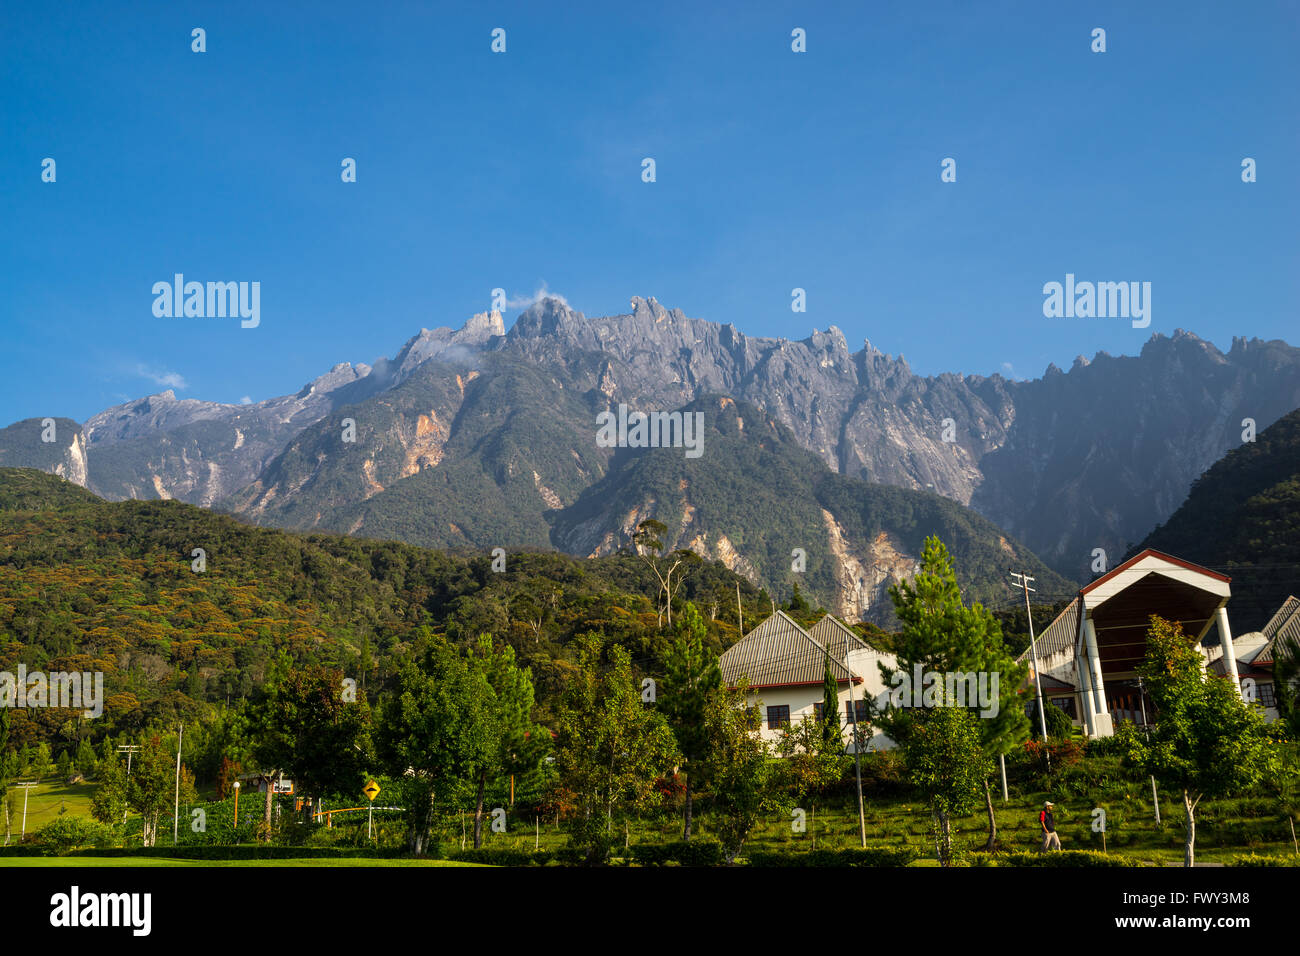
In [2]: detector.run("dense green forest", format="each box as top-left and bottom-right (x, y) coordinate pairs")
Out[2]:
(1135, 409), (1300, 632)
(0, 467), (785, 771)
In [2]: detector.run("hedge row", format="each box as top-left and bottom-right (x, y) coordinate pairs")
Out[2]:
(1226, 853), (1299, 867)
(745, 847), (919, 867)
(444, 847), (588, 866)
(971, 849), (1142, 867)
(628, 840), (725, 866)
(0, 844), (407, 860)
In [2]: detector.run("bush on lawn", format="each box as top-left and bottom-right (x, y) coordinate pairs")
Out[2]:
(1227, 853), (1298, 867)
(34, 816), (117, 853)
(628, 840), (724, 866)
(970, 849), (1142, 867)
(445, 847), (555, 866)
(745, 847), (918, 867)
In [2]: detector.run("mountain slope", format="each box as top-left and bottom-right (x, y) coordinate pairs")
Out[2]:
(5, 297), (1297, 585)
(0, 416), (88, 486)
(550, 396), (1074, 625)
(506, 299), (1300, 579)
(1133, 409), (1300, 631)
(0, 467), (769, 745)
(227, 349), (612, 548)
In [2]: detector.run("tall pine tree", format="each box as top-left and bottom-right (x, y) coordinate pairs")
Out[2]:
(821, 649), (840, 748)
(878, 536), (1029, 850)
(660, 602), (722, 840)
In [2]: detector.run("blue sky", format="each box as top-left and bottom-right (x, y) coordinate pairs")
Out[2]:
(3, 0), (1297, 423)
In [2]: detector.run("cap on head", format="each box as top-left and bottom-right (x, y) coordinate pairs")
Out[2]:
(1044, 801), (1054, 807)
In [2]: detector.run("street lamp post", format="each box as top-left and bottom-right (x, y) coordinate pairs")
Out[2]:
(232, 781), (240, 834)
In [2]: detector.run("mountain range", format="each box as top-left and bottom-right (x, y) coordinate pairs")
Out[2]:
(1133, 408), (1300, 632)
(3, 296), (1297, 622)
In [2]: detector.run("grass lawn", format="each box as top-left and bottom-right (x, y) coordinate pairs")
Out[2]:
(7, 754), (1297, 866)
(447, 760), (1300, 866)
(4, 777), (97, 839)
(0, 856), (481, 867)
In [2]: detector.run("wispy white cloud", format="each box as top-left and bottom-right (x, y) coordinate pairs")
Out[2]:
(135, 364), (187, 390)
(239, 396), (252, 405)
(504, 282), (569, 310)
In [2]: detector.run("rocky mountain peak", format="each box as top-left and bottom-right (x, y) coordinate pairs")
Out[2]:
(630, 295), (670, 322)
(511, 296), (584, 339)
(389, 310), (506, 380)
(296, 361), (372, 399)
(457, 310), (506, 343)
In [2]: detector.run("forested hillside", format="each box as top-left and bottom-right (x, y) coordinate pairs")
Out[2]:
(0, 467), (774, 757)
(551, 396), (1073, 624)
(1134, 409), (1300, 631)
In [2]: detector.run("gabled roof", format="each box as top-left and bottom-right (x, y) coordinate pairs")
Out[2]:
(1257, 596), (1300, 666)
(720, 610), (853, 689)
(1017, 551), (1234, 667)
(1079, 549), (1230, 609)
(1015, 598), (1081, 664)
(808, 614), (875, 660)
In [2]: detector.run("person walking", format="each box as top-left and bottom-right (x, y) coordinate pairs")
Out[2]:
(1040, 800), (1061, 851)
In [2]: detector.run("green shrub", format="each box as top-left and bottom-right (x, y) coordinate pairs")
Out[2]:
(628, 840), (724, 866)
(1227, 853), (1298, 867)
(551, 847), (590, 866)
(446, 847), (555, 866)
(1030, 700), (1075, 741)
(972, 849), (1142, 867)
(857, 751), (911, 797)
(744, 847), (918, 867)
(34, 816), (117, 853)
(1083, 735), (1128, 758)
(0, 844), (408, 860)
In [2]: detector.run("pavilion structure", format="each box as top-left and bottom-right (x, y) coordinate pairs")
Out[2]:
(1018, 549), (1237, 737)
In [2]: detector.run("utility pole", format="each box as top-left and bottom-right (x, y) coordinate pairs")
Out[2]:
(1137, 676), (1159, 824)
(736, 582), (743, 636)
(846, 666), (867, 848)
(1011, 571), (1050, 771)
(14, 782), (38, 842)
(117, 744), (140, 777)
(173, 724), (184, 845)
(117, 744), (141, 827)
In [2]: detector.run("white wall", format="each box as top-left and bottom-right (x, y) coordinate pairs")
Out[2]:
(743, 647), (898, 753)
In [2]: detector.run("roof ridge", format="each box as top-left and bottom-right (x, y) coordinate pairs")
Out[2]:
(1080, 549), (1231, 596)
(724, 611), (854, 684)
(814, 613), (871, 647)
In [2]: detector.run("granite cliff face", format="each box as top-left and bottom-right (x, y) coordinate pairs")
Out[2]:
(6, 297), (1297, 596)
(0, 416), (88, 487)
(503, 298), (1300, 578)
(80, 363), (374, 506)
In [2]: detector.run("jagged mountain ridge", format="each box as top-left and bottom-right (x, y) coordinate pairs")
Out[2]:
(548, 395), (1074, 625)
(4, 296), (1297, 588)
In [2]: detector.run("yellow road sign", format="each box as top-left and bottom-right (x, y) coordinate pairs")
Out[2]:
(363, 780), (381, 802)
